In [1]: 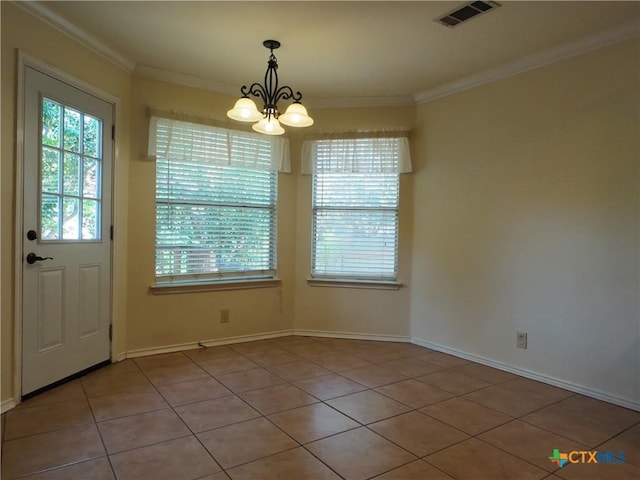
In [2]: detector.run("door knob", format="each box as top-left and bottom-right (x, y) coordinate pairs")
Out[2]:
(26, 253), (54, 264)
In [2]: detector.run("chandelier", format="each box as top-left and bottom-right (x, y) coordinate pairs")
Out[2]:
(227, 40), (314, 135)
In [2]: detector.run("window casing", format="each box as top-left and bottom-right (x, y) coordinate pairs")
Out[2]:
(307, 137), (410, 282)
(152, 117), (285, 284)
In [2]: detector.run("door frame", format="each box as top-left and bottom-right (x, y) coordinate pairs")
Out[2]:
(13, 51), (121, 403)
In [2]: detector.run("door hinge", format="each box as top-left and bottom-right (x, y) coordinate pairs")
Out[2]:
(110, 225), (114, 241)
(111, 125), (115, 140)
(109, 324), (113, 341)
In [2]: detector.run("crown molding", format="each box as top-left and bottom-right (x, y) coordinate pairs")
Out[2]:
(307, 96), (416, 109)
(135, 64), (416, 108)
(14, 0), (136, 73)
(133, 64), (238, 97)
(415, 20), (640, 105)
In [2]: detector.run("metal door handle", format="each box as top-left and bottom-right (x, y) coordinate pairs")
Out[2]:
(26, 253), (54, 264)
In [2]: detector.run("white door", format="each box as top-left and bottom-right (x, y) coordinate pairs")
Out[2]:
(22, 66), (113, 396)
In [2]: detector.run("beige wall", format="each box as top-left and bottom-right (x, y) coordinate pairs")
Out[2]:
(410, 39), (639, 405)
(1, 3), (131, 403)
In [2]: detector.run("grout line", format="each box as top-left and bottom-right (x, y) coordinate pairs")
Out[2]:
(14, 457), (110, 479)
(1, 419), (99, 444)
(472, 434), (555, 476)
(227, 342), (408, 478)
(299, 444), (348, 480)
(221, 445), (303, 474)
(133, 357), (225, 476)
(21, 377), (118, 479)
(591, 418), (640, 452)
(202, 338), (346, 478)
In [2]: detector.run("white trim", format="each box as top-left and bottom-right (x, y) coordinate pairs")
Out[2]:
(306, 278), (402, 291)
(124, 330), (411, 360)
(13, 50), (27, 412)
(134, 64), (237, 96)
(294, 329), (411, 343)
(14, 52), (121, 402)
(412, 336), (640, 412)
(415, 20), (640, 104)
(18, 52), (121, 107)
(1, 398), (16, 414)
(113, 353), (127, 363)
(124, 330), (294, 359)
(308, 96), (416, 109)
(110, 93), (126, 365)
(150, 278), (281, 295)
(13, 1), (135, 73)
(135, 64), (416, 109)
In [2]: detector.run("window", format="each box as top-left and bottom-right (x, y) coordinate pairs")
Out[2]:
(41, 98), (103, 240)
(150, 117), (289, 284)
(304, 136), (411, 282)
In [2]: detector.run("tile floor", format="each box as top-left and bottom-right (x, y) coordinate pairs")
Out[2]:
(1, 335), (638, 479)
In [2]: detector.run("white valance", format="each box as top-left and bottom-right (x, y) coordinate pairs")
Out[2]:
(301, 136), (412, 175)
(148, 116), (291, 173)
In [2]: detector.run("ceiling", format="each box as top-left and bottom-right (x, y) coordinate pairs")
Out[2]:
(23, 1), (640, 104)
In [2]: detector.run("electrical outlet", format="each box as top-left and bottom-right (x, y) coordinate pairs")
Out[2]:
(517, 332), (527, 349)
(220, 309), (230, 323)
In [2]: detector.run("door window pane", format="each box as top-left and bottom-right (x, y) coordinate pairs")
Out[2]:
(41, 194), (60, 240)
(62, 197), (80, 239)
(83, 158), (99, 198)
(63, 153), (80, 196)
(82, 199), (99, 239)
(83, 115), (100, 158)
(41, 147), (60, 193)
(42, 99), (61, 148)
(63, 107), (81, 153)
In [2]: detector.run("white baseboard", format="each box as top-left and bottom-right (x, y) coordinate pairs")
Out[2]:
(6, 331), (637, 412)
(1, 398), (16, 414)
(294, 329), (411, 343)
(124, 329), (294, 359)
(412, 336), (640, 412)
(113, 352), (127, 363)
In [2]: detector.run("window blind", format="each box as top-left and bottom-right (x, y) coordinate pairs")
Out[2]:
(153, 117), (278, 283)
(310, 137), (406, 281)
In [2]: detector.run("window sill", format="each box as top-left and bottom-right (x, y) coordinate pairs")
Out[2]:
(306, 278), (403, 290)
(150, 278), (281, 295)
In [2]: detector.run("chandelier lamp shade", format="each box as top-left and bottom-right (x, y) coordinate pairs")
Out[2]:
(227, 40), (314, 135)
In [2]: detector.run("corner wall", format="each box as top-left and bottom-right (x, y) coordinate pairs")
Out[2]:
(410, 39), (640, 407)
(125, 76), (297, 352)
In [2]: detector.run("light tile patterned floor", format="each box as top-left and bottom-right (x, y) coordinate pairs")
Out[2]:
(1, 336), (638, 479)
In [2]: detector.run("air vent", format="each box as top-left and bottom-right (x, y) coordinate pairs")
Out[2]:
(435, 1), (501, 28)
